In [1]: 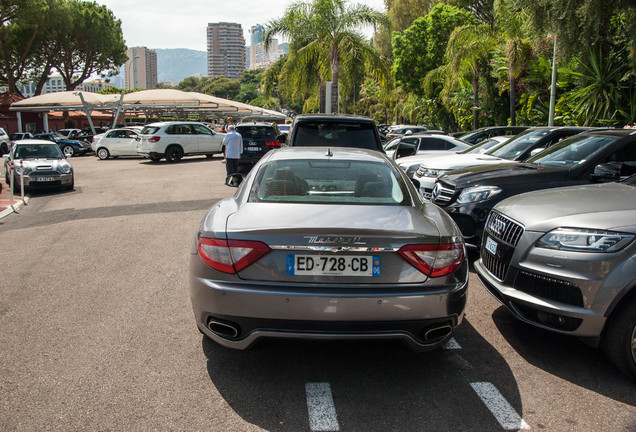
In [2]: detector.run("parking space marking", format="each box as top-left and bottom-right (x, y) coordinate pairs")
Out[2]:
(306, 382), (340, 432)
(470, 382), (530, 430)
(442, 337), (462, 349)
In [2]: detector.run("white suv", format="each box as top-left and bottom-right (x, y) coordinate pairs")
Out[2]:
(0, 127), (10, 155)
(136, 121), (226, 162)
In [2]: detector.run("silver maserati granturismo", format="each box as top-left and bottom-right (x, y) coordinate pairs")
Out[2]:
(190, 147), (468, 350)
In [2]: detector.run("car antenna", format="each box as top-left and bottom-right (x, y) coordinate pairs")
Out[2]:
(325, 148), (333, 157)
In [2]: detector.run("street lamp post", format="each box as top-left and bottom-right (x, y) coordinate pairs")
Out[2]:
(127, 56), (139, 90)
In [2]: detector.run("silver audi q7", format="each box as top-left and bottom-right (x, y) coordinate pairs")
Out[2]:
(475, 175), (636, 379)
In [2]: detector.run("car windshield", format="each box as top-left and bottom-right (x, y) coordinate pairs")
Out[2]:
(250, 159), (409, 205)
(459, 137), (507, 154)
(294, 122), (377, 148)
(623, 174), (636, 186)
(14, 144), (63, 159)
(488, 128), (551, 159)
(526, 134), (619, 168)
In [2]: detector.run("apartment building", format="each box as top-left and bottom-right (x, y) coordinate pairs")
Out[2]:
(125, 46), (158, 90)
(207, 22), (245, 79)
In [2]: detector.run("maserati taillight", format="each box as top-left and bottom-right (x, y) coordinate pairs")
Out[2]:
(198, 238), (271, 274)
(398, 242), (464, 277)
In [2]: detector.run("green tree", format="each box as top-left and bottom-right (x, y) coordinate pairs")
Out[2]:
(203, 76), (241, 100)
(0, 0), (53, 95)
(392, 3), (476, 95)
(264, 0), (388, 113)
(50, 0), (126, 91)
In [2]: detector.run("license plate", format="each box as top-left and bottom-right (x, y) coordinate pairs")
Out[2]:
(485, 237), (498, 255)
(33, 177), (56, 182)
(286, 254), (380, 276)
(246, 146), (259, 151)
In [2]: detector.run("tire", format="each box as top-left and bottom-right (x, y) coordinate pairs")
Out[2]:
(62, 145), (75, 158)
(602, 297), (636, 380)
(0, 142), (8, 156)
(65, 175), (75, 191)
(97, 148), (110, 160)
(165, 145), (184, 162)
(206, 154), (214, 159)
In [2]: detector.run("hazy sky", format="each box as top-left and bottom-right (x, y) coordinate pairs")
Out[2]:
(96, 0), (387, 51)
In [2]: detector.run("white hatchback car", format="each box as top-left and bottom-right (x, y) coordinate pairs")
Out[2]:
(136, 121), (226, 162)
(93, 128), (141, 159)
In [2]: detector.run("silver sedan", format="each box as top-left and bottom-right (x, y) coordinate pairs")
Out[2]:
(190, 147), (469, 351)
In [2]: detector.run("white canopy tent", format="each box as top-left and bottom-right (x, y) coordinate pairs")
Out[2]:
(10, 89), (287, 134)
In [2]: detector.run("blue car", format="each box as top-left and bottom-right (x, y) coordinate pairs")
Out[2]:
(33, 132), (91, 157)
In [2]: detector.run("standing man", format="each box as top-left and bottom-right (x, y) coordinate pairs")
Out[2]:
(222, 125), (242, 178)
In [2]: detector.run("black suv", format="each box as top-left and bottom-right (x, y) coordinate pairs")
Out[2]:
(235, 122), (285, 166)
(432, 129), (636, 248)
(287, 114), (383, 151)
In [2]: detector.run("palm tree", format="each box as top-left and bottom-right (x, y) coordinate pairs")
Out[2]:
(263, 0), (388, 114)
(445, 23), (497, 130)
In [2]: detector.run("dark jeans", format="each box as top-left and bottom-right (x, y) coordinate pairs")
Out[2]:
(226, 158), (239, 177)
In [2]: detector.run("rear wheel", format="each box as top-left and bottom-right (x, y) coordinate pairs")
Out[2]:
(602, 297), (636, 380)
(165, 145), (184, 162)
(0, 142), (8, 155)
(62, 145), (75, 158)
(97, 148), (110, 160)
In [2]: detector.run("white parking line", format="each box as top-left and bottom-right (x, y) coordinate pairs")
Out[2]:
(471, 382), (530, 430)
(442, 337), (462, 349)
(306, 382), (340, 432)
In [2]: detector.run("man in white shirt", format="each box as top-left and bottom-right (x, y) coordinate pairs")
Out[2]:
(222, 125), (243, 177)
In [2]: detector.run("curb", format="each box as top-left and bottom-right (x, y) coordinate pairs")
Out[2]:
(0, 196), (29, 219)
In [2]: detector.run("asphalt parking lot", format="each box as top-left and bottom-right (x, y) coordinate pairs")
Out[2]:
(0, 154), (634, 431)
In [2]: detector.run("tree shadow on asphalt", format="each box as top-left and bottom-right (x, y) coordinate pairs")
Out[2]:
(491, 305), (636, 404)
(202, 319), (523, 432)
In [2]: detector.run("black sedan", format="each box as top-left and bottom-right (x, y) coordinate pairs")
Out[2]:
(432, 129), (636, 248)
(33, 132), (91, 157)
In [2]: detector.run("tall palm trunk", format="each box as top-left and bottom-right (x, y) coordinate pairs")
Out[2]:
(509, 70), (516, 126)
(330, 48), (340, 114)
(472, 70), (479, 130)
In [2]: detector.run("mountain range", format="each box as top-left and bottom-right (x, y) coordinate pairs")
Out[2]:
(155, 48), (207, 84)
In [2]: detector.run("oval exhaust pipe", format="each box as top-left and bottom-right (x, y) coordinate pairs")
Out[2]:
(423, 324), (452, 341)
(208, 320), (240, 338)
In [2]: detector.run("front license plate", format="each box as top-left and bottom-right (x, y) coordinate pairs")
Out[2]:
(286, 255), (381, 277)
(485, 236), (498, 255)
(246, 146), (259, 151)
(33, 177), (56, 182)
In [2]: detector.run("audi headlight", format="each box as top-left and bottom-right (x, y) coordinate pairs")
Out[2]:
(536, 228), (635, 253)
(457, 185), (502, 204)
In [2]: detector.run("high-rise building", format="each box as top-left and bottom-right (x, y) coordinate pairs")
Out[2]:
(207, 22), (245, 79)
(248, 23), (285, 70)
(125, 47), (158, 90)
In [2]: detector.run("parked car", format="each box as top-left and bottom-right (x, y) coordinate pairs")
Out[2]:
(278, 124), (290, 135)
(385, 125), (430, 138)
(32, 132), (91, 157)
(57, 128), (83, 139)
(234, 122), (285, 166)
(3, 140), (74, 191)
(415, 126), (598, 201)
(136, 121), (225, 162)
(9, 132), (34, 142)
(287, 114), (383, 151)
(0, 127), (10, 156)
(392, 133), (472, 160)
(396, 136), (509, 181)
(74, 127), (109, 143)
(458, 126), (529, 145)
(93, 128), (141, 160)
(475, 175), (636, 379)
(432, 129), (636, 248)
(190, 147), (468, 351)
